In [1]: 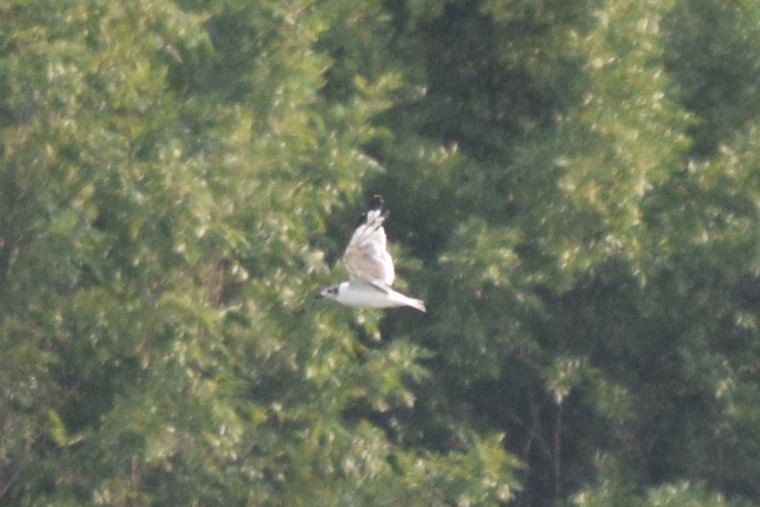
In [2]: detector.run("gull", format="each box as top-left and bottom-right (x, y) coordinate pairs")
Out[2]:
(320, 195), (426, 312)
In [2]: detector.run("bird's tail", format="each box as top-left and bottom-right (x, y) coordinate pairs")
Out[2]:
(405, 297), (426, 313)
(385, 285), (426, 312)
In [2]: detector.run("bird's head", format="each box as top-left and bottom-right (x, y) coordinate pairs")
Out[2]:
(319, 284), (341, 301)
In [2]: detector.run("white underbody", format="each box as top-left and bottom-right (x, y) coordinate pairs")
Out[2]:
(336, 280), (426, 312)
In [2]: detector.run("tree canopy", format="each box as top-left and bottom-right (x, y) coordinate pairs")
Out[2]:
(2, 0), (760, 505)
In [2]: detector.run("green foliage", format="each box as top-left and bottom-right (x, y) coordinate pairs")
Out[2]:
(4, 0), (760, 505)
(664, 0), (760, 156)
(371, 0), (760, 505)
(0, 0), (517, 504)
(572, 454), (754, 507)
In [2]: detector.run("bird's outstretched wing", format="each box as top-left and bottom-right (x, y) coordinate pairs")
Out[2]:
(342, 195), (395, 287)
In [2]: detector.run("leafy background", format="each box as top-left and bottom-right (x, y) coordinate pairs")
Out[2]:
(2, 0), (760, 505)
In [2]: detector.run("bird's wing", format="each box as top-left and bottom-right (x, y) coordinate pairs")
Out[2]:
(342, 195), (395, 287)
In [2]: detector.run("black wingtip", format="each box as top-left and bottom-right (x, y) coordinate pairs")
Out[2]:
(354, 195), (386, 227)
(368, 195), (384, 211)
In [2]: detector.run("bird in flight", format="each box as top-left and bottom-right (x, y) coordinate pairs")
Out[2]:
(320, 195), (426, 312)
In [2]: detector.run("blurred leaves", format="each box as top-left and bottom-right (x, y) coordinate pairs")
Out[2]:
(3, 0), (760, 505)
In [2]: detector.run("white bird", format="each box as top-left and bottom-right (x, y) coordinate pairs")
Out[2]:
(320, 195), (426, 312)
